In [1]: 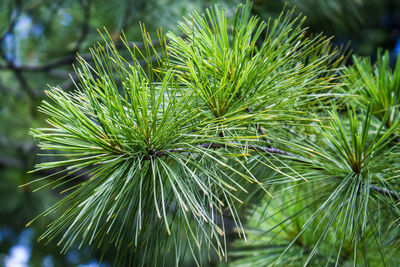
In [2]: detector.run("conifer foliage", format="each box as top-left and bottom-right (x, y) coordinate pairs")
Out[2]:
(27, 2), (400, 266)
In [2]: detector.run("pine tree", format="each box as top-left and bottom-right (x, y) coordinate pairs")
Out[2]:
(26, 2), (400, 266)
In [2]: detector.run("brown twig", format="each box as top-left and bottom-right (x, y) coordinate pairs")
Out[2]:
(1, 141), (398, 200)
(0, 39), (162, 73)
(149, 142), (290, 158)
(369, 184), (399, 200)
(0, 48), (41, 100)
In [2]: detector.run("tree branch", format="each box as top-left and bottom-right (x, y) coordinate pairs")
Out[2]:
(370, 184), (400, 200)
(0, 40), (162, 73)
(12, 67), (41, 99)
(147, 142), (290, 159)
(2, 141), (398, 201)
(0, 53), (93, 72)
(197, 142), (290, 155)
(0, 48), (41, 99)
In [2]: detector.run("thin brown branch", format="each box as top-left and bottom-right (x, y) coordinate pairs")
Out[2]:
(0, 47), (42, 99)
(245, 107), (271, 144)
(12, 68), (41, 99)
(150, 142), (291, 158)
(246, 144), (290, 155)
(0, 41), (161, 73)
(256, 124), (271, 143)
(370, 184), (400, 200)
(0, 53), (92, 72)
(1, 141), (398, 201)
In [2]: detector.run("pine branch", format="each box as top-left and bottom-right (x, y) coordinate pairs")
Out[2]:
(146, 142), (291, 159)
(2, 151), (396, 203)
(369, 184), (400, 200)
(0, 49), (41, 99)
(245, 107), (271, 144)
(0, 42), (162, 73)
(26, 2), (400, 265)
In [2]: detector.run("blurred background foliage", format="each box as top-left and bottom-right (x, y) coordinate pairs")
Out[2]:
(0, 0), (400, 266)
